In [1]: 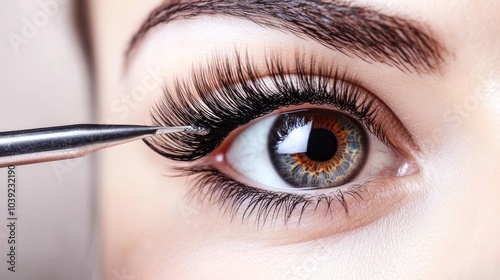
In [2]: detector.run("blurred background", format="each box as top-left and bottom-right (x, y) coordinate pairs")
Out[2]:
(0, 1), (96, 279)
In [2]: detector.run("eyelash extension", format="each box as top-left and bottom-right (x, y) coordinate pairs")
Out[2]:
(145, 51), (394, 225)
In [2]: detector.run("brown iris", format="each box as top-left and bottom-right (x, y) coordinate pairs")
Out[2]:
(268, 109), (368, 189)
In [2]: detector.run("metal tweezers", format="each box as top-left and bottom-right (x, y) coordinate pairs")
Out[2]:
(0, 124), (208, 168)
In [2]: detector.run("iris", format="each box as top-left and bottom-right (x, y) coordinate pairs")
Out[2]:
(268, 109), (368, 188)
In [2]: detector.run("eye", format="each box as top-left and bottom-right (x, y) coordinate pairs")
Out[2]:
(144, 52), (420, 226)
(216, 107), (405, 192)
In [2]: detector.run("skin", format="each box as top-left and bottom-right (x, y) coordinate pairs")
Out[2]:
(89, 0), (500, 279)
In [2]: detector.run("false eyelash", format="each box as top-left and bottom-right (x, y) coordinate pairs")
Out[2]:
(144, 51), (387, 162)
(180, 165), (368, 227)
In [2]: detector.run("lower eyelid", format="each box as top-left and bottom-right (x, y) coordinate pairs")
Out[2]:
(184, 168), (420, 244)
(287, 180), (413, 244)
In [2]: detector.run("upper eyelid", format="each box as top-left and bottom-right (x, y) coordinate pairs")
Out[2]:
(125, 0), (447, 74)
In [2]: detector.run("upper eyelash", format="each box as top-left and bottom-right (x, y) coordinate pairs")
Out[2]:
(144, 51), (388, 162)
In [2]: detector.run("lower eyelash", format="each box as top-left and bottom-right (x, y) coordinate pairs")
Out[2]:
(180, 165), (368, 227)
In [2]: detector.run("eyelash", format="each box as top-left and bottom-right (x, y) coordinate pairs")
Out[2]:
(145, 52), (408, 226)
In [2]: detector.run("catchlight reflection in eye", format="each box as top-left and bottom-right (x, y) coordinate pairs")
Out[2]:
(218, 108), (404, 191)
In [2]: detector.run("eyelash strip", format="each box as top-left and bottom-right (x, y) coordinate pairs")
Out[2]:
(146, 52), (389, 161)
(145, 52), (402, 225)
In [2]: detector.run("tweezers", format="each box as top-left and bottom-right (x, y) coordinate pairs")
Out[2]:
(0, 124), (208, 168)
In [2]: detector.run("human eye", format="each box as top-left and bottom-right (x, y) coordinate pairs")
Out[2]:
(144, 52), (421, 230)
(224, 107), (407, 191)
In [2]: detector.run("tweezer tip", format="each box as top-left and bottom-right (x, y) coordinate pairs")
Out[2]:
(184, 126), (210, 135)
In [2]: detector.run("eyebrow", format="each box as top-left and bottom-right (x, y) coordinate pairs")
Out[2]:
(126, 0), (446, 73)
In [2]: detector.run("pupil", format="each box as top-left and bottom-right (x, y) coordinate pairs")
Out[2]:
(305, 128), (338, 162)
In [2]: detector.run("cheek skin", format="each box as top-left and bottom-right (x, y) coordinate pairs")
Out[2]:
(99, 142), (185, 276)
(421, 149), (500, 277)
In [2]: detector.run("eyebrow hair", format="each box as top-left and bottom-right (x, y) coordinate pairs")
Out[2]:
(126, 0), (446, 73)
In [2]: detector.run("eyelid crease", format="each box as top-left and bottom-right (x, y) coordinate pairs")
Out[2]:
(127, 0), (447, 74)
